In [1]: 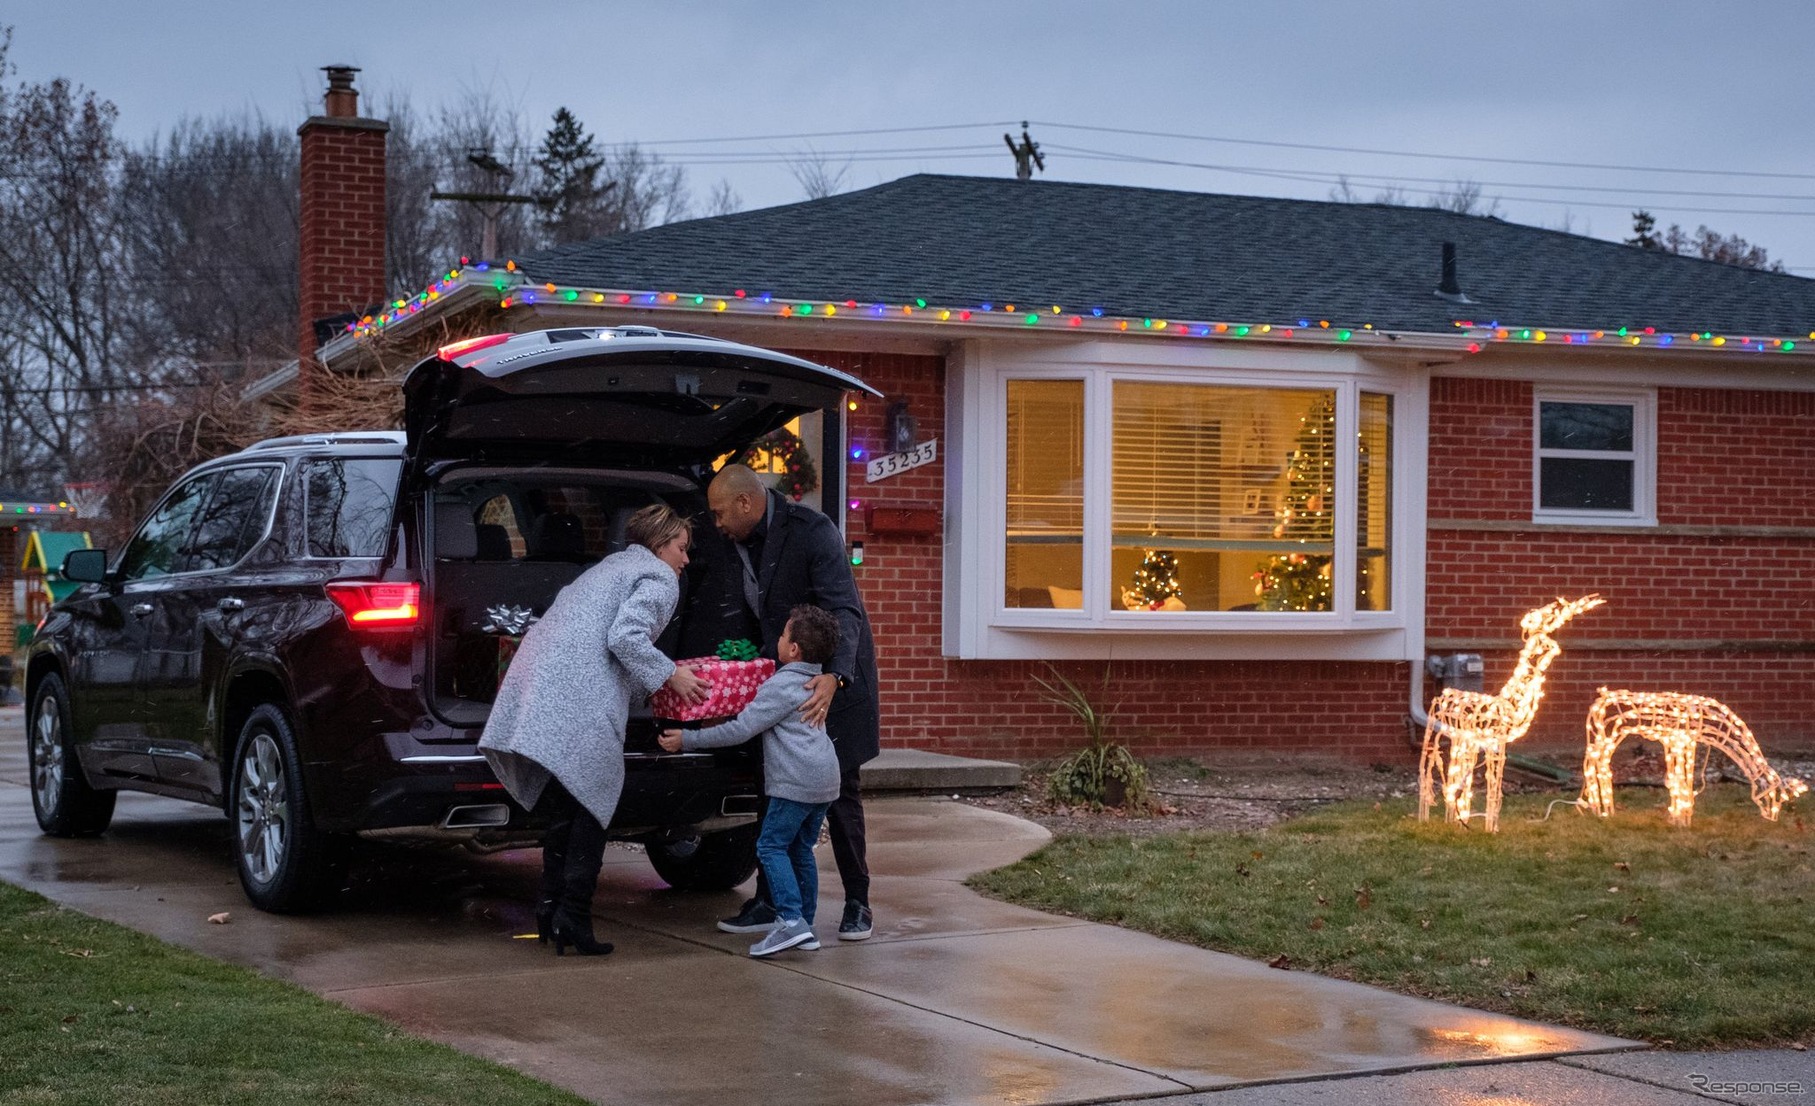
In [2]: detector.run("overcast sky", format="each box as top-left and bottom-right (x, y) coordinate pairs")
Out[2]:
(11, 1), (1815, 275)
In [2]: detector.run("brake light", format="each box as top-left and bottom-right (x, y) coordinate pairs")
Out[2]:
(436, 333), (512, 361)
(326, 582), (420, 629)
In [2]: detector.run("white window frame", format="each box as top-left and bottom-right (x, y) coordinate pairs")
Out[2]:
(943, 339), (1426, 662)
(1531, 387), (1656, 527)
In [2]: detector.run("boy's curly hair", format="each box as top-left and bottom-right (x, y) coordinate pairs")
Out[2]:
(786, 604), (841, 667)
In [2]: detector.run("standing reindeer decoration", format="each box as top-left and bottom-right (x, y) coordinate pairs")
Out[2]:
(1419, 595), (1605, 832)
(1581, 689), (1807, 827)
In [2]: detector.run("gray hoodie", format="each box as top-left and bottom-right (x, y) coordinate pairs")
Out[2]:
(681, 661), (839, 805)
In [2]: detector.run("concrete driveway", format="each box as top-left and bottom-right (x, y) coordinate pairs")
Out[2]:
(0, 707), (1632, 1105)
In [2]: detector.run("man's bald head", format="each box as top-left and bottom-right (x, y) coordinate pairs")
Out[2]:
(708, 463), (768, 541)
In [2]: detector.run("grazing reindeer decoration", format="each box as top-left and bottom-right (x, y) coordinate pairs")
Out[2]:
(1581, 689), (1808, 827)
(1419, 595), (1605, 832)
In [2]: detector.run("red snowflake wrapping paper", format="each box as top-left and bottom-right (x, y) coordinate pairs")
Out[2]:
(648, 657), (776, 722)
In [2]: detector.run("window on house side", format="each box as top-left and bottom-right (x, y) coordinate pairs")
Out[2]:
(1110, 383), (1338, 613)
(1533, 392), (1654, 524)
(1358, 392), (1393, 611)
(1004, 379), (1084, 609)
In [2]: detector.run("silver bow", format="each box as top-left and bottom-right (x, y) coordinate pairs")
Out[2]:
(482, 604), (539, 635)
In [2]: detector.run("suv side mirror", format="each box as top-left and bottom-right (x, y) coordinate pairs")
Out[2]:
(61, 548), (109, 584)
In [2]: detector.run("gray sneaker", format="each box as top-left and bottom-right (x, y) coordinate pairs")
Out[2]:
(749, 917), (815, 957)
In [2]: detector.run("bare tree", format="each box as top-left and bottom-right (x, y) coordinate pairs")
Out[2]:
(0, 28), (128, 489)
(701, 178), (742, 217)
(383, 93), (458, 296)
(1626, 210), (1784, 271)
(430, 89), (539, 259)
(1427, 179), (1504, 218)
(603, 143), (690, 233)
(788, 146), (852, 200)
(117, 114), (298, 373)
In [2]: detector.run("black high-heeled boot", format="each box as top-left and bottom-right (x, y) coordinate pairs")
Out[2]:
(537, 805), (571, 946)
(550, 909), (613, 956)
(551, 805), (612, 956)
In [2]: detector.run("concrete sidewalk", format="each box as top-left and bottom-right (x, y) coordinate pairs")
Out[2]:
(6, 707), (1806, 1104)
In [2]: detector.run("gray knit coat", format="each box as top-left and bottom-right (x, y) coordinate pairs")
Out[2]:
(479, 544), (679, 827)
(680, 662), (839, 805)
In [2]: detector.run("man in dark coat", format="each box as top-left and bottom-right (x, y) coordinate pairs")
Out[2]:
(705, 463), (880, 940)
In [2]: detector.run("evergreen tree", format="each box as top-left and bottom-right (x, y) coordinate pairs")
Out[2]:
(1254, 395), (1336, 611)
(1626, 210), (1663, 250)
(1126, 549), (1182, 609)
(534, 107), (612, 243)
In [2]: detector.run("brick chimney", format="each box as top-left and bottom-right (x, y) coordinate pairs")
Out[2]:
(298, 65), (387, 400)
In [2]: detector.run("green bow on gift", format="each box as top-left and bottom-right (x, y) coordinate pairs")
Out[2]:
(716, 638), (759, 661)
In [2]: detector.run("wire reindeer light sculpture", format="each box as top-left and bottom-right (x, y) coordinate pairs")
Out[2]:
(1419, 595), (1605, 832)
(1581, 688), (1807, 827)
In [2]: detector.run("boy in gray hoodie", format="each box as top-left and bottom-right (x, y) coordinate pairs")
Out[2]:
(659, 605), (842, 956)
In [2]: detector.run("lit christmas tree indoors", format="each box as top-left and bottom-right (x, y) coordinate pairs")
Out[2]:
(1124, 548), (1184, 610)
(1255, 395), (1336, 611)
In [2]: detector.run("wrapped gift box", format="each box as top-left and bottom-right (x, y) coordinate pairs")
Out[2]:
(497, 635), (523, 684)
(649, 657), (775, 722)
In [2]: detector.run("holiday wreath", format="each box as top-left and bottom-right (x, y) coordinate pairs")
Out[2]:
(731, 427), (819, 501)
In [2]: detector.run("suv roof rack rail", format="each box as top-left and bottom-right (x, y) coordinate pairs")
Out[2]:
(246, 431), (407, 451)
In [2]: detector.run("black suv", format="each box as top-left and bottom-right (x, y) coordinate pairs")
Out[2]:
(25, 327), (876, 912)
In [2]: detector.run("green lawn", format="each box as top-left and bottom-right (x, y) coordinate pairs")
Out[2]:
(969, 785), (1815, 1047)
(0, 882), (585, 1106)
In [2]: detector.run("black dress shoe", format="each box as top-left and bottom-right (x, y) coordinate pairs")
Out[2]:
(838, 899), (873, 941)
(716, 896), (777, 934)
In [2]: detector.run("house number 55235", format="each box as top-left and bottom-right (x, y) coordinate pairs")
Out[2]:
(866, 439), (937, 483)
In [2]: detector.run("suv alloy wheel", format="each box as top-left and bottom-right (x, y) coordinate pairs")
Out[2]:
(28, 674), (116, 837)
(231, 703), (349, 913)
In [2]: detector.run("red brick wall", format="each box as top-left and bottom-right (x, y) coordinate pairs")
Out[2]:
(298, 119), (387, 378)
(790, 348), (1413, 763)
(1428, 376), (1815, 749)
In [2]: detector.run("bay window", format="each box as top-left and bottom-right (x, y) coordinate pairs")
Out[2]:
(958, 342), (1418, 658)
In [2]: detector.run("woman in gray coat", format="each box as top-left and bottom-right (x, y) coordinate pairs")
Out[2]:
(480, 503), (709, 955)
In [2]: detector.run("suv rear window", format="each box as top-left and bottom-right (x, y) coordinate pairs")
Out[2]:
(303, 458), (402, 558)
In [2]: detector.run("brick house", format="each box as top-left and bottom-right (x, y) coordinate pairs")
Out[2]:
(292, 78), (1815, 764)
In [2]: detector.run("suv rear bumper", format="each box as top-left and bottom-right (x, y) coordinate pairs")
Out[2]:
(320, 749), (762, 839)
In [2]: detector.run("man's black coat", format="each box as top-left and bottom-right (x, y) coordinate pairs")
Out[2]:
(742, 490), (880, 770)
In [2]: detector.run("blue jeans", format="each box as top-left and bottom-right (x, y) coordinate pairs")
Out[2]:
(756, 797), (828, 926)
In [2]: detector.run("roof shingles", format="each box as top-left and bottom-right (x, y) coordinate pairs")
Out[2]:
(515, 174), (1815, 337)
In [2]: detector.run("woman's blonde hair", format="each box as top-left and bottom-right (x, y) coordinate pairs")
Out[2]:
(625, 503), (690, 553)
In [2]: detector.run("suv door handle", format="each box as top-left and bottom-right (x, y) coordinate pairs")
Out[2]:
(129, 603), (153, 618)
(218, 597), (245, 612)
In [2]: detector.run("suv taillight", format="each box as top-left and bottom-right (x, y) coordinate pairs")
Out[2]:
(326, 581), (420, 629)
(437, 333), (512, 361)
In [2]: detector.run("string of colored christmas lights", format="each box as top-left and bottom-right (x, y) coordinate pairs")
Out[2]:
(0, 501), (76, 515)
(345, 264), (1815, 356)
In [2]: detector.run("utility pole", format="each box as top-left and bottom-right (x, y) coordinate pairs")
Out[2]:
(1003, 122), (1045, 181)
(430, 148), (546, 259)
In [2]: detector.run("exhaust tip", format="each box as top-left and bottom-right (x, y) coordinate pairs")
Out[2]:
(442, 803), (510, 830)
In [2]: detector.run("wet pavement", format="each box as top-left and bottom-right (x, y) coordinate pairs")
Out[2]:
(12, 704), (1782, 1105)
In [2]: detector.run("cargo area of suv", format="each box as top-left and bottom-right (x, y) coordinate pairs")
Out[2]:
(25, 326), (879, 912)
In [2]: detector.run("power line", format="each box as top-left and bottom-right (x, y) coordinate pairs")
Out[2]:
(1043, 144), (1815, 204)
(1029, 120), (1815, 183)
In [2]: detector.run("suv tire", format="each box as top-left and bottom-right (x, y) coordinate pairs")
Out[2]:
(646, 824), (760, 892)
(231, 704), (349, 913)
(28, 674), (116, 837)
